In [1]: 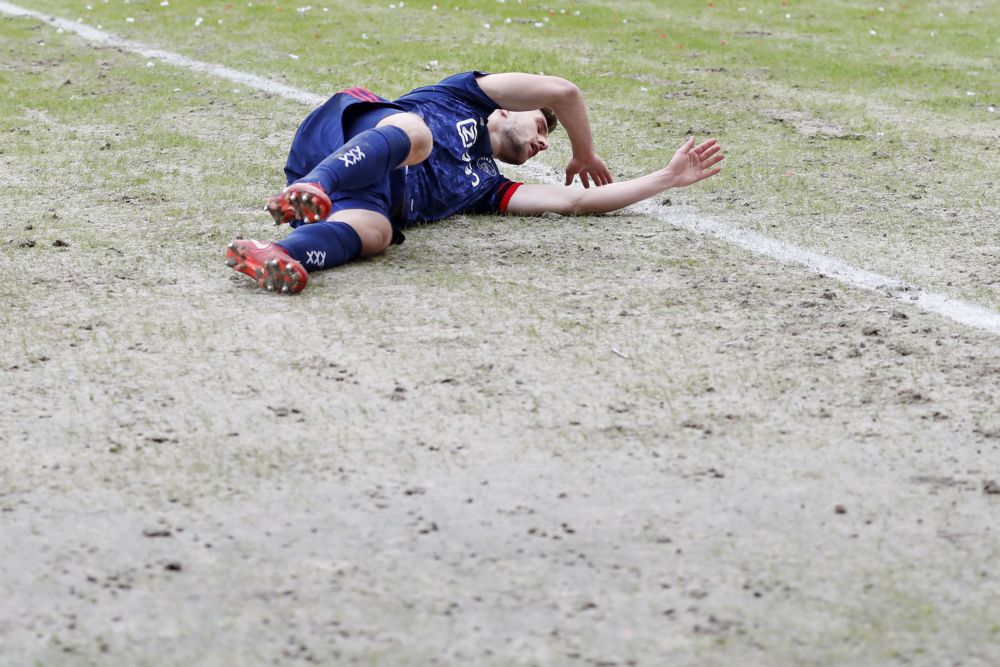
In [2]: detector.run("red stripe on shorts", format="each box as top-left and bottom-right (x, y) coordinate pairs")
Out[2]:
(340, 87), (377, 102)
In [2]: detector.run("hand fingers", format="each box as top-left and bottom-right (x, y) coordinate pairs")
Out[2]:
(565, 170), (574, 186)
(580, 172), (591, 189)
(701, 154), (724, 169)
(680, 136), (697, 153)
(694, 139), (718, 154)
(699, 144), (721, 160)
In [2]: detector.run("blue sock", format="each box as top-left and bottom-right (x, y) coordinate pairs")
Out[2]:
(277, 221), (362, 272)
(297, 125), (412, 193)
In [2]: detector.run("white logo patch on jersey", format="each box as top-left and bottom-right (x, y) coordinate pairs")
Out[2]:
(456, 119), (478, 148)
(476, 157), (497, 177)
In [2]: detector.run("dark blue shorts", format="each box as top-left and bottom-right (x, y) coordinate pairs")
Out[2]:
(284, 88), (406, 236)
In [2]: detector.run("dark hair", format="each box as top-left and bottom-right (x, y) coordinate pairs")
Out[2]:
(540, 107), (558, 133)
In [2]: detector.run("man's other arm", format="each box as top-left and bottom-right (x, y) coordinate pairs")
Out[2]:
(476, 73), (611, 188)
(506, 137), (724, 216)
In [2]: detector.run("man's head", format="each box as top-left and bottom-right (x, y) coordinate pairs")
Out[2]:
(487, 107), (558, 165)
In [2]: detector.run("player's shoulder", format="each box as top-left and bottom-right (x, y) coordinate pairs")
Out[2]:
(396, 71), (498, 112)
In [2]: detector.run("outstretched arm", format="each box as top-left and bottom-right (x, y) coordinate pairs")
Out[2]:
(476, 73), (612, 188)
(506, 137), (723, 216)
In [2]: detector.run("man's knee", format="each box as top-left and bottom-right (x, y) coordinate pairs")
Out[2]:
(378, 112), (432, 165)
(339, 213), (393, 257)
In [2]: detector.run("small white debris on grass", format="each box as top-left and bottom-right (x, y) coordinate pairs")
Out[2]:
(611, 347), (629, 359)
(125, 16), (135, 22)
(297, 6), (312, 13)
(145, 61), (155, 67)
(869, 30), (877, 36)
(738, 7), (746, 12)
(483, 22), (490, 29)
(288, 53), (300, 59)
(194, 17), (203, 26)
(573, 10), (580, 15)
(640, 86), (648, 92)
(878, 6), (884, 11)
(57, 28), (64, 33)
(86, 4), (92, 10)
(362, 33), (369, 39)
(988, 106), (996, 113)
(533, 21), (543, 27)
(966, 91), (976, 96)
(785, 13), (791, 19)
(431, 4), (437, 10)
(504, 17), (511, 23)
(160, 0), (169, 6)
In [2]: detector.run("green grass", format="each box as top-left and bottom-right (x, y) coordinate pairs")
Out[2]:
(2, 0), (998, 307)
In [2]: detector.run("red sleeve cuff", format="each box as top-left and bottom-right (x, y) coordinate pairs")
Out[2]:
(498, 182), (523, 214)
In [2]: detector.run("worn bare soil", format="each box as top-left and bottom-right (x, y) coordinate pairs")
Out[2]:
(3, 10), (1000, 667)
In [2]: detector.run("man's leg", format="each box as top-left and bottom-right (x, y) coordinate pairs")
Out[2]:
(278, 208), (393, 267)
(267, 112), (431, 224)
(226, 209), (394, 293)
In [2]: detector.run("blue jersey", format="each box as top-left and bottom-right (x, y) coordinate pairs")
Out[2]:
(392, 72), (521, 225)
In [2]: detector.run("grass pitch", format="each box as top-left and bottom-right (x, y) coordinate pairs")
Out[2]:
(2, 1), (1000, 665)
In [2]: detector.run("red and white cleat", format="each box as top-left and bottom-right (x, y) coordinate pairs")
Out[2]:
(265, 182), (332, 225)
(224, 239), (308, 294)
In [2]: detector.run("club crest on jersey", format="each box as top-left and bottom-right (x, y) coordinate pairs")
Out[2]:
(456, 119), (478, 148)
(476, 157), (497, 177)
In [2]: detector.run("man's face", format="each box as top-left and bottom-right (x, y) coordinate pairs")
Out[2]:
(493, 110), (550, 165)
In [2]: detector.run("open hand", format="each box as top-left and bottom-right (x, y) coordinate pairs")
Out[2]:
(565, 154), (613, 188)
(664, 137), (724, 188)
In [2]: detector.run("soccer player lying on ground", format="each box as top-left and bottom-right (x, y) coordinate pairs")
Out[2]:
(225, 71), (724, 293)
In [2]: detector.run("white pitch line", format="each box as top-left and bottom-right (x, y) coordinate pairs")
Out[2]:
(4, 0), (1000, 336)
(0, 1), (326, 107)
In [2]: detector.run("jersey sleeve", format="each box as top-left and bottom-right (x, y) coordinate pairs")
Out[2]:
(469, 179), (524, 215)
(396, 71), (499, 116)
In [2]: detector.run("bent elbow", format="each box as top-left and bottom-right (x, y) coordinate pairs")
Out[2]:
(547, 77), (580, 104)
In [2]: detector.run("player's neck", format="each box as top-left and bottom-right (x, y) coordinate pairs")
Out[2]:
(486, 110), (504, 156)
